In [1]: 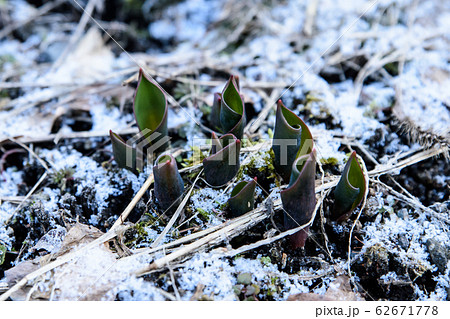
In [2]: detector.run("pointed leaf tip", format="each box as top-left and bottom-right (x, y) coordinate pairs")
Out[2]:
(231, 74), (240, 90)
(272, 101), (313, 181)
(220, 76), (246, 139)
(133, 69), (169, 152)
(332, 151), (366, 222)
(153, 154), (184, 211)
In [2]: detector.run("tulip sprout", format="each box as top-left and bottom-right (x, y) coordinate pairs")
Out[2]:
(109, 130), (140, 174)
(153, 154), (184, 211)
(228, 178), (257, 217)
(209, 76), (246, 139)
(133, 69), (169, 150)
(203, 132), (241, 186)
(332, 151), (366, 222)
(280, 150), (317, 248)
(109, 72), (367, 252)
(272, 100), (313, 181)
(110, 68), (169, 172)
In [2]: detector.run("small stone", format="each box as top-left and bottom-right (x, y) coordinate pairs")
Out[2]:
(245, 285), (256, 296)
(35, 52), (52, 64)
(397, 233), (409, 250)
(232, 284), (242, 296)
(425, 239), (448, 273)
(244, 284), (260, 296)
(237, 272), (252, 285)
(396, 208), (408, 220)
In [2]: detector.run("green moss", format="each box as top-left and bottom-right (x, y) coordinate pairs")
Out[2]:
(320, 157), (339, 166)
(134, 222), (149, 238)
(244, 296), (257, 301)
(0, 90), (10, 98)
(236, 149), (279, 186)
(181, 146), (207, 168)
(0, 244), (6, 265)
(265, 276), (280, 297)
(125, 212), (162, 247)
(378, 206), (393, 215)
(305, 93), (323, 103)
(216, 201), (228, 211)
(260, 256), (271, 266)
(50, 167), (74, 191)
(262, 149), (276, 175)
(240, 138), (254, 148)
(196, 207), (211, 220)
(303, 92), (336, 125)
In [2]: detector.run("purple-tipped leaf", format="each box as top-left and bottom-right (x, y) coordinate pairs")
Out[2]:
(272, 100), (314, 181)
(220, 76), (246, 139)
(228, 178), (257, 217)
(153, 154), (184, 211)
(133, 69), (169, 152)
(332, 151), (366, 222)
(203, 132), (241, 186)
(281, 150), (316, 249)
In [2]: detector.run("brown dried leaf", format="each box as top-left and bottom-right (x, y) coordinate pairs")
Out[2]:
(53, 222), (104, 258)
(287, 276), (363, 301)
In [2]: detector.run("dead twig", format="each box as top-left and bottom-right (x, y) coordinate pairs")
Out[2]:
(2, 134), (446, 300)
(0, 127), (138, 147)
(167, 259), (181, 301)
(136, 195), (276, 275)
(303, 0), (319, 37)
(216, 193), (326, 258)
(51, 0), (101, 71)
(0, 0), (64, 39)
(370, 178), (450, 224)
(110, 173), (154, 231)
(151, 170), (203, 248)
(0, 226), (125, 301)
(369, 146), (447, 176)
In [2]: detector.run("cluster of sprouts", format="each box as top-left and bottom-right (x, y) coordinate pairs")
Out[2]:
(110, 69), (366, 249)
